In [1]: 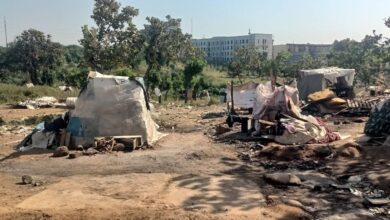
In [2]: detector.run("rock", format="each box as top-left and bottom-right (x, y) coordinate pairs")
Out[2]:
(347, 175), (362, 183)
(250, 143), (264, 150)
(53, 146), (69, 157)
(32, 180), (44, 187)
(283, 199), (304, 208)
(264, 173), (301, 186)
(75, 145), (84, 151)
(365, 197), (390, 206)
(341, 147), (360, 158)
(314, 145), (333, 158)
(68, 151), (82, 159)
(83, 148), (99, 156)
(22, 175), (33, 184)
(112, 143), (126, 151)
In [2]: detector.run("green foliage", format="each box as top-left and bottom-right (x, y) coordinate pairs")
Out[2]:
(143, 15), (192, 83)
(227, 45), (266, 81)
(113, 67), (135, 78)
(5, 29), (63, 85)
(183, 58), (206, 89)
(80, 0), (144, 71)
(326, 32), (388, 85)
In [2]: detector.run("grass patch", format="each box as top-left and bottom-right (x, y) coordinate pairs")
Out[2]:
(0, 83), (79, 104)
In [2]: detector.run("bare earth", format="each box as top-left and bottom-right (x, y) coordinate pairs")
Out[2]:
(0, 104), (389, 219)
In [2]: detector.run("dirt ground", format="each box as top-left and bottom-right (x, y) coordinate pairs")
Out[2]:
(0, 104), (389, 219)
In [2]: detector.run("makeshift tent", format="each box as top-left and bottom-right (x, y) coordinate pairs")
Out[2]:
(297, 67), (355, 100)
(226, 82), (259, 109)
(68, 71), (162, 146)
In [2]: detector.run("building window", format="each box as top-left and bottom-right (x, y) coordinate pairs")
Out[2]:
(246, 39), (248, 44)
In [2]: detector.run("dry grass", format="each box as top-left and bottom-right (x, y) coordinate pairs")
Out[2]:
(0, 83), (79, 104)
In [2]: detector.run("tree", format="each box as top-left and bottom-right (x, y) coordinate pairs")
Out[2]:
(5, 29), (63, 85)
(143, 15), (192, 88)
(327, 33), (384, 86)
(183, 58), (206, 103)
(64, 45), (84, 64)
(227, 45), (265, 82)
(80, 0), (144, 71)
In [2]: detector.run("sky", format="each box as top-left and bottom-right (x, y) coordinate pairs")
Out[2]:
(0, 0), (389, 46)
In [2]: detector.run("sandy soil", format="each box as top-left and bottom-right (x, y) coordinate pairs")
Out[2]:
(0, 104), (389, 219)
(0, 105), (66, 121)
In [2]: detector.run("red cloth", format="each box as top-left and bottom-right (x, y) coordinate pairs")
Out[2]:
(314, 117), (340, 143)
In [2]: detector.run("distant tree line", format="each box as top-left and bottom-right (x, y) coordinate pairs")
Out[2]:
(0, 0), (389, 94)
(225, 18), (390, 86)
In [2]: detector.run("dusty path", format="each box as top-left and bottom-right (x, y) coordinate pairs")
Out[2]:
(0, 131), (306, 220)
(0, 104), (389, 219)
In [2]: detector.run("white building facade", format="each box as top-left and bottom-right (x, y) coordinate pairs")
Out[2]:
(192, 33), (273, 64)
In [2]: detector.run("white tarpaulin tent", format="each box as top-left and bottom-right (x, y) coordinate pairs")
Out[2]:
(67, 71), (163, 146)
(297, 67), (355, 100)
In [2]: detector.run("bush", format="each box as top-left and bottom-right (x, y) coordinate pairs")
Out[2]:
(208, 96), (220, 106)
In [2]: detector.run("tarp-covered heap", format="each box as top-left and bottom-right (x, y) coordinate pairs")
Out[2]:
(251, 81), (340, 145)
(297, 67), (355, 100)
(68, 71), (162, 146)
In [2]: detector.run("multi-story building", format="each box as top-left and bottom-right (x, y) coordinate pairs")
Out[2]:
(192, 33), (273, 64)
(273, 43), (332, 63)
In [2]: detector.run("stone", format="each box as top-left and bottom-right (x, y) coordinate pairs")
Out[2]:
(53, 146), (69, 157)
(68, 152), (82, 159)
(75, 145), (84, 151)
(341, 147), (360, 158)
(283, 199), (304, 208)
(314, 145), (333, 158)
(264, 173), (301, 185)
(83, 147), (99, 156)
(32, 180), (44, 187)
(112, 143), (126, 151)
(347, 175), (362, 183)
(365, 197), (390, 206)
(22, 175), (33, 184)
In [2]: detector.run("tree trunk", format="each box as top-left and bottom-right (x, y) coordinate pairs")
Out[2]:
(184, 89), (188, 104)
(164, 90), (169, 101)
(144, 64), (153, 95)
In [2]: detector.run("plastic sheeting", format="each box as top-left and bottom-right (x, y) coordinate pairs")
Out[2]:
(68, 72), (162, 146)
(252, 81), (300, 120)
(297, 67), (355, 100)
(226, 82), (258, 109)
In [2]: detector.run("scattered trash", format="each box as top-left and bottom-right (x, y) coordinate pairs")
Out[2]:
(17, 96), (59, 109)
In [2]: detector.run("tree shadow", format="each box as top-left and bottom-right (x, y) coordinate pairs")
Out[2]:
(0, 148), (52, 163)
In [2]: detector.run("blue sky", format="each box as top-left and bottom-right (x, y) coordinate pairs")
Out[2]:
(0, 0), (389, 46)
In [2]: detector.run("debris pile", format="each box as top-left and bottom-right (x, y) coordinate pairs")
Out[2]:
(16, 96), (67, 109)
